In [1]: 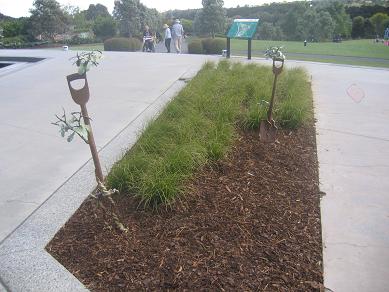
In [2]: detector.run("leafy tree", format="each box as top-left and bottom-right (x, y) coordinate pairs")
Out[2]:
(364, 18), (375, 38)
(193, 10), (205, 35)
(2, 20), (24, 37)
(73, 10), (93, 32)
(352, 16), (365, 38)
(370, 12), (389, 36)
(321, 1), (351, 38)
(139, 5), (161, 33)
(113, 0), (141, 37)
(317, 11), (335, 41)
(199, 0), (226, 38)
(258, 22), (284, 40)
(29, 0), (68, 40)
(181, 18), (193, 34)
(382, 18), (389, 36)
(93, 16), (117, 40)
(86, 4), (110, 21)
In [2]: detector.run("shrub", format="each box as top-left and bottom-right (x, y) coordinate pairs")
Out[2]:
(188, 39), (204, 54)
(93, 16), (117, 40)
(201, 37), (226, 54)
(104, 37), (141, 52)
(68, 36), (100, 46)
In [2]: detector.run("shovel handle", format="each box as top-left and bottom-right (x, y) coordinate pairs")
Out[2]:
(267, 58), (284, 121)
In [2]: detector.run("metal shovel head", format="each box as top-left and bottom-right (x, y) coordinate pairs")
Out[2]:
(259, 119), (278, 143)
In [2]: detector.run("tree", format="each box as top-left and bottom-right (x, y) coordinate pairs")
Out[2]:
(86, 4), (110, 21)
(317, 11), (335, 41)
(199, 0), (226, 38)
(29, 0), (68, 40)
(323, 2), (352, 38)
(258, 22), (284, 40)
(364, 18), (375, 38)
(181, 18), (193, 34)
(93, 16), (117, 40)
(370, 13), (389, 36)
(72, 10), (93, 32)
(352, 16), (365, 39)
(113, 0), (141, 37)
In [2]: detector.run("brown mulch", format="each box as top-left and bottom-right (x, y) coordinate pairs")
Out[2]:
(47, 124), (323, 291)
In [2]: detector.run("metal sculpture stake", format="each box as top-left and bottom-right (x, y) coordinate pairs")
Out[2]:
(259, 58), (284, 143)
(66, 73), (104, 183)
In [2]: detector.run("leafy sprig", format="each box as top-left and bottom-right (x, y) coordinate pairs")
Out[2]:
(71, 50), (103, 75)
(264, 46), (286, 61)
(52, 109), (90, 143)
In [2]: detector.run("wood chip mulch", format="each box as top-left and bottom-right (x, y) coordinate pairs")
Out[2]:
(47, 123), (323, 291)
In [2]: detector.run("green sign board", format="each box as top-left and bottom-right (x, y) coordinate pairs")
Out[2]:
(227, 19), (259, 39)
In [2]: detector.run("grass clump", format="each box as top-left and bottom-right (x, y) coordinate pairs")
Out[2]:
(107, 60), (312, 207)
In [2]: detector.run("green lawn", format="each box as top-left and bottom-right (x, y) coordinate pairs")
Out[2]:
(69, 43), (104, 51)
(69, 39), (389, 68)
(231, 39), (389, 60)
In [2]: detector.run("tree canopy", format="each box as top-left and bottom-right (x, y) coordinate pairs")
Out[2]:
(29, 0), (68, 40)
(113, 0), (161, 37)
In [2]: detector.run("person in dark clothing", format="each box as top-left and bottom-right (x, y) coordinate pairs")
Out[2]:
(143, 25), (155, 52)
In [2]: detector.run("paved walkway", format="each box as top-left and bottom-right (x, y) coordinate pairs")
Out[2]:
(0, 49), (212, 243)
(309, 63), (389, 292)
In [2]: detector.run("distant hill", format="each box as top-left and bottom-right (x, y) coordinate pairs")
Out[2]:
(0, 12), (13, 21)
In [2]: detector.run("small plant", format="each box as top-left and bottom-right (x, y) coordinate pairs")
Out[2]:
(71, 50), (103, 75)
(264, 46), (286, 61)
(52, 110), (90, 143)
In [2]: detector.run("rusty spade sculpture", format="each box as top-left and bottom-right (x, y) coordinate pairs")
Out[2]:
(66, 73), (104, 183)
(259, 57), (284, 143)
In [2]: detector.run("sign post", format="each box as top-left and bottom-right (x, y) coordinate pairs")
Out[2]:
(226, 19), (259, 60)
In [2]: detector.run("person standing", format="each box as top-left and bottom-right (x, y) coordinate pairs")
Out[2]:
(172, 19), (184, 54)
(163, 24), (172, 53)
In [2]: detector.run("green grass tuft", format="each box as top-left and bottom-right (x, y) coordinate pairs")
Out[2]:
(107, 60), (312, 207)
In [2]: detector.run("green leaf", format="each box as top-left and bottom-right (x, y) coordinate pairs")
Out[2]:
(67, 132), (75, 142)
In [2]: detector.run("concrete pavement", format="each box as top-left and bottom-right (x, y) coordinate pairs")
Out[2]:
(310, 63), (389, 292)
(0, 49), (215, 243)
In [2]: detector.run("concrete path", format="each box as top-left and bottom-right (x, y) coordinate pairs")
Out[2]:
(310, 63), (389, 292)
(0, 49), (213, 243)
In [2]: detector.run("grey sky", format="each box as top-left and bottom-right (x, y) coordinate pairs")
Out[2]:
(0, 0), (279, 18)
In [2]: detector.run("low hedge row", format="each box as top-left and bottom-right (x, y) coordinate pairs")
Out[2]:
(104, 37), (142, 52)
(188, 38), (226, 55)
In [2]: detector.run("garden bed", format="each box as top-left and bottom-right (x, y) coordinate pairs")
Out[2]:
(47, 126), (322, 291)
(47, 61), (323, 290)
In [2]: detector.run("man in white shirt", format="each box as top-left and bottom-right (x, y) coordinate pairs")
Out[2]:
(172, 19), (184, 54)
(163, 24), (172, 53)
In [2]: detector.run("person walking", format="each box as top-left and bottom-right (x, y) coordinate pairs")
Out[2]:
(163, 24), (172, 53)
(172, 19), (184, 54)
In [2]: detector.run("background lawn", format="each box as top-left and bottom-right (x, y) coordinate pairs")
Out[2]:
(68, 39), (389, 68)
(231, 39), (389, 59)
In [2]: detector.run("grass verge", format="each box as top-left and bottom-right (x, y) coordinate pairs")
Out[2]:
(107, 60), (312, 207)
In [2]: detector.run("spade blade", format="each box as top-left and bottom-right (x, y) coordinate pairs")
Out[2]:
(259, 120), (278, 143)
